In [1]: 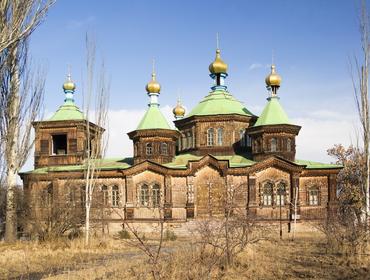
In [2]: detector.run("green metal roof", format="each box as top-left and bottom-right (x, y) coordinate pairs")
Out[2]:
(295, 159), (343, 169)
(254, 96), (291, 127)
(136, 105), (172, 130)
(186, 90), (254, 118)
(49, 100), (85, 121)
(23, 158), (133, 174)
(163, 153), (255, 169)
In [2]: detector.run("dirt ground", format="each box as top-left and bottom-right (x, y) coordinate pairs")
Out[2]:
(0, 229), (369, 280)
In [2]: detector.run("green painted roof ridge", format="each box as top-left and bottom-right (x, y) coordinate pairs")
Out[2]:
(49, 100), (85, 121)
(186, 89), (254, 118)
(295, 159), (343, 169)
(136, 105), (173, 130)
(254, 96), (291, 127)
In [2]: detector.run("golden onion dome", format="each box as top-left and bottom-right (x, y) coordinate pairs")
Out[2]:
(209, 49), (228, 74)
(146, 73), (161, 93)
(265, 64), (281, 87)
(173, 101), (186, 117)
(63, 74), (76, 91)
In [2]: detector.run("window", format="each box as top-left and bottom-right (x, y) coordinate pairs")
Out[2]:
(246, 135), (252, 147)
(52, 134), (67, 155)
(160, 143), (168, 155)
(217, 128), (223, 146)
(240, 130), (245, 147)
(102, 185), (108, 206)
(146, 143), (153, 155)
(140, 184), (149, 206)
(207, 128), (214, 146)
(112, 186), (119, 207)
(181, 134), (186, 149)
(134, 143), (138, 156)
(287, 139), (292, 152)
(80, 185), (86, 207)
(186, 132), (192, 148)
(152, 184), (160, 207)
(262, 182), (273, 206)
(276, 182), (286, 206)
(271, 138), (277, 152)
(308, 187), (319, 206)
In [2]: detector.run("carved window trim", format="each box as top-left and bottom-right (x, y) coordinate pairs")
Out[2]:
(146, 143), (153, 155)
(207, 128), (214, 146)
(112, 185), (119, 207)
(160, 142), (168, 155)
(217, 128), (223, 146)
(307, 185), (320, 206)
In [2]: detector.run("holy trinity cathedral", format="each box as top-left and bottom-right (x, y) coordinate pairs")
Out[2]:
(20, 47), (341, 234)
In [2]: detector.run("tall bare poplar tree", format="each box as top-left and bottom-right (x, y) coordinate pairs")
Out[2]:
(83, 33), (109, 246)
(0, 0), (54, 242)
(352, 0), (370, 224)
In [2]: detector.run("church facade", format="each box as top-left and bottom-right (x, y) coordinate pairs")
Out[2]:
(20, 48), (341, 234)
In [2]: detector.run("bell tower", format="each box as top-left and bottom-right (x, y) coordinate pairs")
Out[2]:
(247, 64), (301, 162)
(33, 73), (104, 168)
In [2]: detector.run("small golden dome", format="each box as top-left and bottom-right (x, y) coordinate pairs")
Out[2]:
(173, 101), (185, 117)
(146, 73), (161, 93)
(63, 74), (76, 91)
(265, 64), (281, 87)
(209, 49), (228, 74)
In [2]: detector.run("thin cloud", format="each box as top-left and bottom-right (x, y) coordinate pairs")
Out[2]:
(248, 63), (263, 71)
(66, 16), (95, 29)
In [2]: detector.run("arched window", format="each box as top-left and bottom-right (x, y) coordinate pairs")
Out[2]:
(217, 128), (223, 146)
(262, 182), (273, 206)
(146, 143), (153, 155)
(152, 184), (161, 207)
(181, 134), (186, 150)
(186, 132), (192, 148)
(240, 129), (245, 147)
(80, 185), (86, 206)
(140, 184), (149, 206)
(207, 128), (214, 146)
(134, 143), (138, 156)
(160, 143), (168, 155)
(246, 135), (252, 147)
(287, 139), (292, 152)
(271, 138), (277, 152)
(276, 182), (286, 206)
(102, 185), (108, 206)
(112, 185), (119, 207)
(308, 187), (319, 206)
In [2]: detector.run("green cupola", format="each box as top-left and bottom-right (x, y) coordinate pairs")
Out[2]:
(247, 64), (301, 162)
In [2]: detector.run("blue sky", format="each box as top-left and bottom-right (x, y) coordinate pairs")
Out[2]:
(26, 0), (364, 165)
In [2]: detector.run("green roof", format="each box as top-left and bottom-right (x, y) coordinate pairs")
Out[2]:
(137, 105), (172, 130)
(23, 158), (133, 174)
(163, 153), (255, 169)
(186, 90), (254, 118)
(49, 100), (85, 121)
(295, 159), (343, 169)
(254, 96), (291, 127)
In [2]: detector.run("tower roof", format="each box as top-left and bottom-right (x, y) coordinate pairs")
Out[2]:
(136, 104), (172, 130)
(49, 73), (85, 121)
(186, 89), (253, 118)
(49, 100), (85, 121)
(254, 96), (291, 127)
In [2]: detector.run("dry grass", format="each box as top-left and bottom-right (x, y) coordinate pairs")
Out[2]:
(0, 229), (369, 280)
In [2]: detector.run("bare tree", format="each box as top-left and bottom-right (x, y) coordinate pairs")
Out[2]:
(351, 0), (370, 225)
(82, 33), (109, 246)
(0, 39), (47, 241)
(0, 0), (55, 54)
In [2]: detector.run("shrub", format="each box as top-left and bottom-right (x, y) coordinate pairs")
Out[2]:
(164, 229), (177, 241)
(118, 229), (130, 239)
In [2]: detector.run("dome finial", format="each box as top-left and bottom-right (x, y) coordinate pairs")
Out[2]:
(173, 95), (186, 119)
(265, 62), (282, 96)
(63, 66), (76, 92)
(146, 58), (161, 94)
(209, 33), (228, 74)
